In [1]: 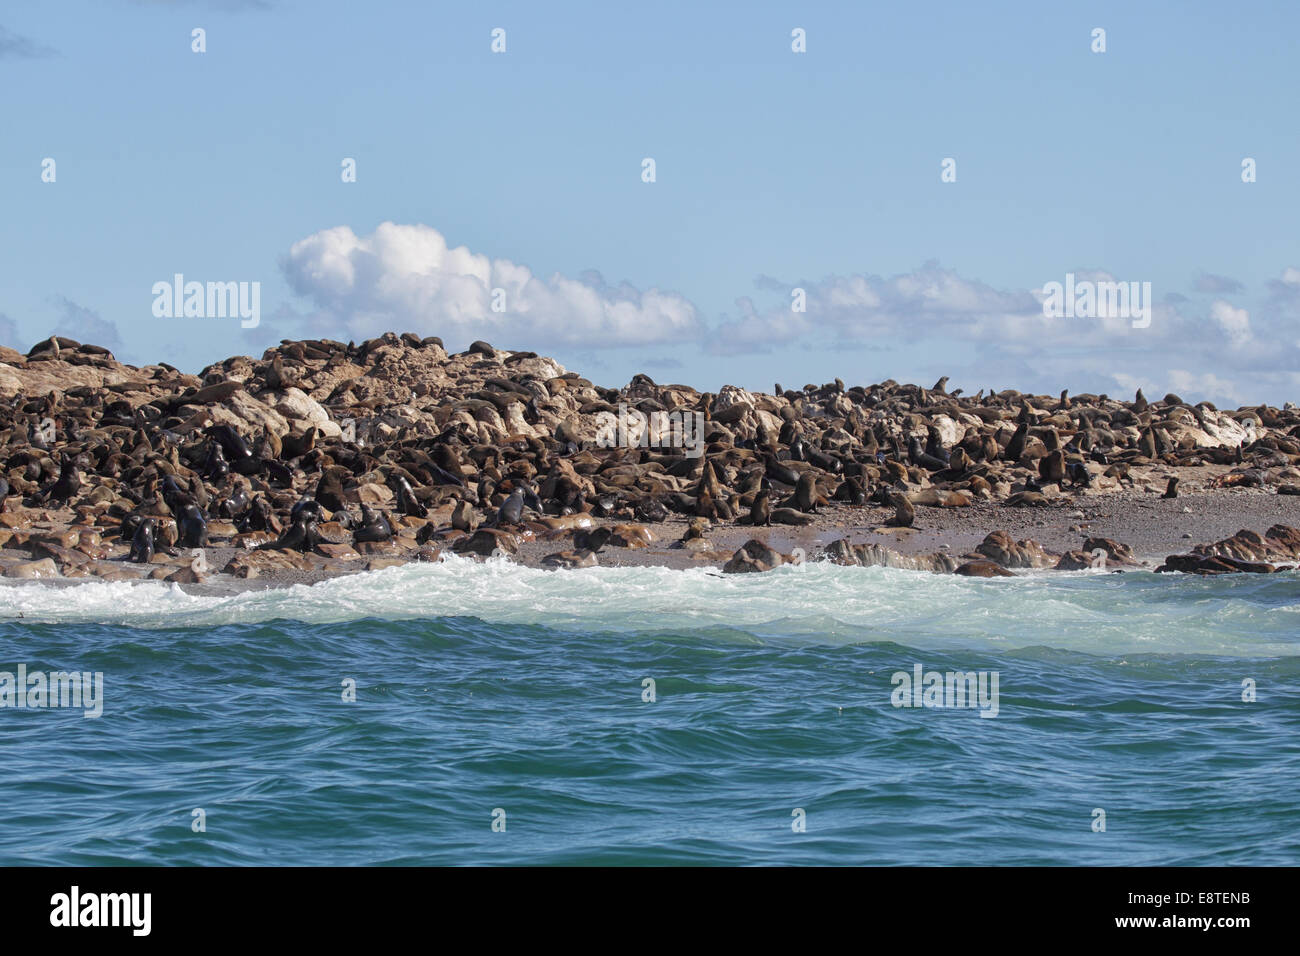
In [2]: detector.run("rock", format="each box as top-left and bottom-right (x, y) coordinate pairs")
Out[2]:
(4, 558), (60, 579)
(1190, 525), (1300, 564)
(954, 560), (1015, 578)
(976, 531), (1054, 569)
(722, 539), (793, 573)
(164, 566), (208, 584)
(820, 538), (956, 573)
(1054, 550), (1096, 571)
(347, 482), (394, 506)
(541, 550), (598, 569)
(1156, 553), (1277, 575)
(355, 540), (403, 556)
(316, 542), (360, 560)
(452, 529), (520, 556)
(607, 524), (654, 548)
(1082, 536), (1138, 566)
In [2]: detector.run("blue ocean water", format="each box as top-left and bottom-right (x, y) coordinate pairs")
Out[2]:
(1, 558), (1297, 865)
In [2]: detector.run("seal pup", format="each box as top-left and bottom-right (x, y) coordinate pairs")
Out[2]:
(1161, 476), (1179, 499)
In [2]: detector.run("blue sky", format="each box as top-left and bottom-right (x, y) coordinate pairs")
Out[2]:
(2, 0), (1298, 405)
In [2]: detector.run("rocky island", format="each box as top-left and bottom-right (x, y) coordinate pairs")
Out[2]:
(2, 332), (1299, 592)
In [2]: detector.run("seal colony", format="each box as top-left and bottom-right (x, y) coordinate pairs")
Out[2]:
(1, 332), (1299, 585)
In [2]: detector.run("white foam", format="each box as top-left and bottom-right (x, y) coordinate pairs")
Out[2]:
(1, 555), (1296, 656)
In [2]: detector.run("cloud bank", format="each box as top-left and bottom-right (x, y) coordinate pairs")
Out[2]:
(282, 222), (701, 350)
(278, 221), (1298, 407)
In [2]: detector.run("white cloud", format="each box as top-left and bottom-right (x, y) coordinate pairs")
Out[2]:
(709, 264), (1300, 405)
(282, 222), (701, 350)
(1208, 299), (1250, 342)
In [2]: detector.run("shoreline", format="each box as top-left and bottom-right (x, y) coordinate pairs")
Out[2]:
(3, 333), (1300, 595)
(3, 486), (1298, 599)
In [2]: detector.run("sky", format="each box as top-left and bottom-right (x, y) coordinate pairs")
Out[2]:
(2, 0), (1298, 406)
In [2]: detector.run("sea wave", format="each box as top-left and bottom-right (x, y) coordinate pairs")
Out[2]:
(2, 556), (1297, 657)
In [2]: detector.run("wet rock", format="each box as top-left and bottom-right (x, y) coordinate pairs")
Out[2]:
(1082, 536), (1138, 566)
(4, 558), (60, 579)
(954, 560), (1015, 578)
(164, 566), (208, 584)
(541, 550), (598, 569)
(608, 524), (654, 548)
(1054, 550), (1098, 571)
(976, 531), (1054, 569)
(821, 539), (956, 573)
(452, 528), (520, 556)
(722, 539), (789, 573)
(316, 542), (361, 560)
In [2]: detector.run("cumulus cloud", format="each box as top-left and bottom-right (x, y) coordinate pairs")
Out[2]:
(1208, 299), (1250, 343)
(282, 222), (701, 350)
(279, 224), (1299, 405)
(707, 263), (1299, 405)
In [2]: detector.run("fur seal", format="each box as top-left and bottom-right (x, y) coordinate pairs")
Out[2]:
(353, 504), (393, 543)
(886, 493), (915, 528)
(178, 504), (208, 548)
(789, 473), (820, 513)
(37, 453), (82, 504)
(391, 474), (429, 518)
(496, 487), (525, 526)
(129, 517), (157, 563)
(261, 511), (322, 553)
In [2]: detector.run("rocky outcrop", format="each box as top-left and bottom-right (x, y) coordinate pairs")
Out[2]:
(820, 538), (957, 573)
(975, 531), (1055, 569)
(1157, 525), (1300, 574)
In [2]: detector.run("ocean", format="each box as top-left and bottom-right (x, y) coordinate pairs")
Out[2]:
(1, 557), (1297, 865)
